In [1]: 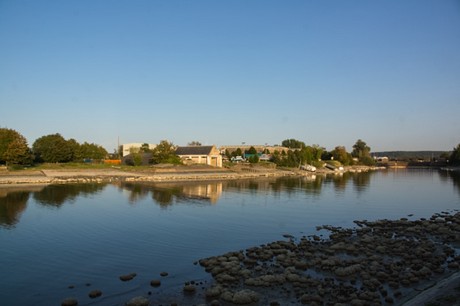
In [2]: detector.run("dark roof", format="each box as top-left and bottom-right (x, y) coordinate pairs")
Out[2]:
(175, 146), (215, 155)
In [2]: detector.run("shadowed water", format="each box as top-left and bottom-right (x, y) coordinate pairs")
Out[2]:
(0, 169), (459, 305)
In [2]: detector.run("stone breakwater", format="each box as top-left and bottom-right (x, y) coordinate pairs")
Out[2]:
(0, 168), (297, 185)
(196, 212), (460, 305)
(0, 166), (382, 185)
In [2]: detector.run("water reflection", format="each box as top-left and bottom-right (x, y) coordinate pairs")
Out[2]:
(439, 170), (460, 196)
(1, 170), (459, 229)
(119, 181), (223, 206)
(33, 183), (107, 207)
(0, 188), (34, 228)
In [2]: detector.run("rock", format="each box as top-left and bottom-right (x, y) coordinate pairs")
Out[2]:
(206, 285), (223, 298)
(120, 273), (137, 281)
(232, 289), (259, 304)
(334, 264), (361, 277)
(160, 271), (169, 277)
(125, 296), (149, 306)
(150, 279), (161, 287)
(88, 289), (102, 298)
(61, 298), (78, 306)
(183, 284), (196, 293)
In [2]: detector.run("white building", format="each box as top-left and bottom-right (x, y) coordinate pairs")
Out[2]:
(121, 143), (156, 157)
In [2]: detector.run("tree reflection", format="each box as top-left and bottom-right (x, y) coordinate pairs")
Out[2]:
(439, 170), (460, 196)
(121, 183), (151, 204)
(33, 184), (107, 207)
(352, 171), (371, 193)
(151, 188), (177, 206)
(0, 190), (29, 228)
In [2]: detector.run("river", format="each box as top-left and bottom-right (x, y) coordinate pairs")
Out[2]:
(0, 169), (459, 305)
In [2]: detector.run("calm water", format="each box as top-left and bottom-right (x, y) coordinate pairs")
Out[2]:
(1, 169), (460, 305)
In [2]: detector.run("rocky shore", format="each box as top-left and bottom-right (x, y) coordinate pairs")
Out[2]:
(57, 212), (460, 306)
(188, 211), (460, 305)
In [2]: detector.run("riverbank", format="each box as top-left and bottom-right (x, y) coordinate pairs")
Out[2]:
(0, 164), (384, 185)
(183, 211), (460, 306)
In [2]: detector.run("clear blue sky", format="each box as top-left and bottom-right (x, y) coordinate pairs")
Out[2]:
(1, 0), (459, 152)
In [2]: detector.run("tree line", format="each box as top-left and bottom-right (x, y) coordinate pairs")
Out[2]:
(0, 128), (107, 166)
(1, 127), (459, 168)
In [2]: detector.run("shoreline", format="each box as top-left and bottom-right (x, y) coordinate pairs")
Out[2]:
(0, 165), (384, 186)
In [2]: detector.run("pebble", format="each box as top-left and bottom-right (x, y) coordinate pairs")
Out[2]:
(119, 272), (137, 282)
(88, 289), (102, 298)
(61, 297), (78, 306)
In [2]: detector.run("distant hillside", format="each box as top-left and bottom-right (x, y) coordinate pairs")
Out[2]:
(372, 151), (449, 160)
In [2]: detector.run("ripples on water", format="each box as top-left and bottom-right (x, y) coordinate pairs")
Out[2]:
(0, 169), (459, 305)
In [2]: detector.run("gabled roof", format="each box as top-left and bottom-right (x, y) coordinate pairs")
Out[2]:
(175, 146), (215, 155)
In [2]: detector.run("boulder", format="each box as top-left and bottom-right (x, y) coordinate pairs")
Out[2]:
(61, 298), (78, 306)
(126, 296), (149, 306)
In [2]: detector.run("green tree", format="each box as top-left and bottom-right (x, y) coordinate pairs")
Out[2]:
(281, 139), (306, 149)
(311, 145), (324, 161)
(0, 128), (32, 164)
(231, 148), (243, 157)
(77, 142), (108, 160)
(332, 146), (353, 166)
(140, 143), (152, 153)
(246, 146), (257, 154)
(152, 140), (181, 164)
(450, 144), (460, 165)
(32, 133), (74, 163)
(4, 135), (34, 165)
(67, 138), (81, 161)
(352, 139), (371, 158)
(248, 154), (259, 163)
(188, 141), (202, 146)
(352, 139), (374, 165)
(225, 149), (232, 160)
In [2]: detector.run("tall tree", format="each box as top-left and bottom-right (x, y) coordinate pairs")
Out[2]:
(151, 140), (181, 164)
(352, 139), (374, 165)
(4, 135), (34, 165)
(281, 139), (306, 149)
(0, 128), (25, 164)
(451, 143), (460, 165)
(77, 142), (108, 160)
(246, 146), (258, 154)
(352, 139), (371, 159)
(140, 143), (152, 153)
(32, 133), (74, 163)
(332, 146), (353, 166)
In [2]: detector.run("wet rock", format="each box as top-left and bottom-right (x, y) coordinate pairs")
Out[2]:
(205, 285), (223, 298)
(183, 284), (196, 294)
(61, 298), (78, 306)
(150, 279), (161, 287)
(120, 273), (137, 282)
(334, 264), (361, 277)
(88, 289), (102, 298)
(300, 294), (322, 304)
(160, 271), (169, 277)
(232, 289), (260, 304)
(125, 296), (149, 306)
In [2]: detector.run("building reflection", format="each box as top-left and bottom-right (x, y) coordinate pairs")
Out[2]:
(119, 181), (223, 206)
